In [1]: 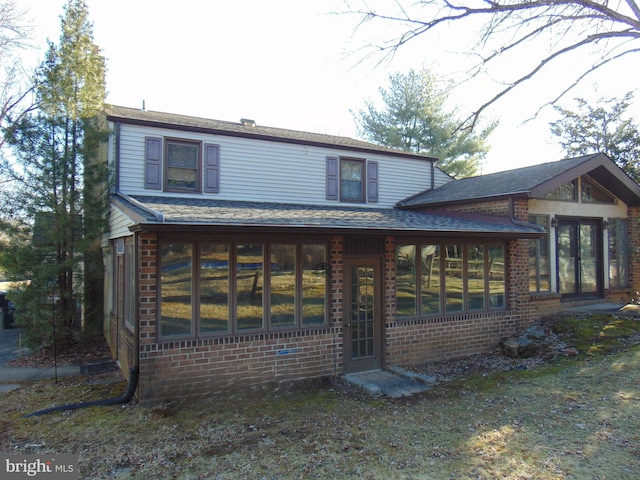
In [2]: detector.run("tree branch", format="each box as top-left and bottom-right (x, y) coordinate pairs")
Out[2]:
(463, 29), (640, 130)
(349, 0), (640, 131)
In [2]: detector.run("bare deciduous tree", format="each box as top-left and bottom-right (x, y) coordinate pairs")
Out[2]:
(0, 0), (33, 148)
(349, 0), (640, 129)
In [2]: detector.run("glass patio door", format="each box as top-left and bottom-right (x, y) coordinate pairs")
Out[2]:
(557, 219), (600, 296)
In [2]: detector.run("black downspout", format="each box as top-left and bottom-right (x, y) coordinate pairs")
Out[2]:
(24, 367), (139, 417)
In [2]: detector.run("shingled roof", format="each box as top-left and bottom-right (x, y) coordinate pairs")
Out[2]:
(397, 153), (640, 208)
(112, 194), (544, 238)
(105, 105), (437, 162)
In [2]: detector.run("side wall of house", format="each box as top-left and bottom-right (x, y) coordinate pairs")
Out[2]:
(115, 123), (441, 209)
(427, 197), (640, 316)
(384, 200), (535, 367)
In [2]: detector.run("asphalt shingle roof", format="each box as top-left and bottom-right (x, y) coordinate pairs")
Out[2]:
(113, 194), (543, 237)
(400, 153), (640, 207)
(398, 155), (598, 207)
(105, 105), (437, 162)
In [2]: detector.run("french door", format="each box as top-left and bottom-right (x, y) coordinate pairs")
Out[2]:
(557, 219), (602, 296)
(343, 259), (383, 373)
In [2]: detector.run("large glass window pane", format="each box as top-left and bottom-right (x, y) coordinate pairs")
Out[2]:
(468, 245), (485, 310)
(580, 223), (598, 294)
(421, 245), (441, 314)
(489, 245), (505, 308)
(160, 243), (193, 336)
(582, 177), (615, 203)
(538, 219), (551, 292)
(445, 245), (464, 313)
(236, 244), (264, 330)
(558, 223), (577, 294)
(609, 219), (628, 288)
(341, 159), (364, 201)
(302, 245), (327, 325)
(528, 215), (550, 292)
(544, 180), (577, 201)
(200, 244), (229, 333)
(125, 240), (136, 329)
(396, 245), (417, 317)
(271, 244), (296, 328)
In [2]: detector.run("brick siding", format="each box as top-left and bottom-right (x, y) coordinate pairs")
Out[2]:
(628, 206), (640, 300)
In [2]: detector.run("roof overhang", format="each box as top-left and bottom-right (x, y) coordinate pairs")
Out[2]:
(105, 106), (438, 163)
(111, 194), (545, 240)
(529, 153), (640, 205)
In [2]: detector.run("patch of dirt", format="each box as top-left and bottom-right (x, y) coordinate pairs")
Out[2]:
(7, 334), (112, 368)
(410, 318), (567, 384)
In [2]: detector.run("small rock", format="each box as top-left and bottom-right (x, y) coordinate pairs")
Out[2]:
(562, 347), (579, 356)
(501, 337), (519, 358)
(523, 325), (547, 341)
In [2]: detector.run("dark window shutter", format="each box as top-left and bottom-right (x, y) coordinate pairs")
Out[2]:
(367, 161), (379, 203)
(326, 156), (339, 200)
(204, 143), (220, 193)
(145, 137), (162, 190)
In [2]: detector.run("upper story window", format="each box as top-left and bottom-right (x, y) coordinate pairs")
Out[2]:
(166, 139), (200, 192)
(581, 176), (615, 204)
(326, 156), (378, 204)
(145, 136), (220, 194)
(341, 158), (365, 202)
(544, 179), (577, 201)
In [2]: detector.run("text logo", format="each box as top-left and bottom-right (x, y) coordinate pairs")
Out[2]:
(1, 455), (78, 479)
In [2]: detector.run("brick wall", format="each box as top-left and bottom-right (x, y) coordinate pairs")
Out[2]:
(439, 199), (511, 217)
(385, 311), (519, 366)
(627, 206), (640, 300)
(139, 329), (340, 401)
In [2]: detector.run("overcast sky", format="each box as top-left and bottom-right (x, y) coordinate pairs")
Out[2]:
(16, 0), (639, 174)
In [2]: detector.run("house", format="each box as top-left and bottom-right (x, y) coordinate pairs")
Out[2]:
(102, 105), (640, 402)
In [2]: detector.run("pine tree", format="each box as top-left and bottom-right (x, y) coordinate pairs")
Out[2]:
(0, 0), (107, 347)
(354, 69), (496, 178)
(550, 93), (640, 183)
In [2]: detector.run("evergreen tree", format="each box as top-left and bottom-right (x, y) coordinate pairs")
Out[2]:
(0, 0), (107, 347)
(550, 92), (640, 183)
(354, 69), (496, 178)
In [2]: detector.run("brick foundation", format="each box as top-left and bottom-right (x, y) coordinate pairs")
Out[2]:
(138, 329), (340, 400)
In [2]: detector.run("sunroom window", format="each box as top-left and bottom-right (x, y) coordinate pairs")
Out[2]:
(396, 241), (505, 317)
(528, 215), (551, 293)
(159, 239), (328, 338)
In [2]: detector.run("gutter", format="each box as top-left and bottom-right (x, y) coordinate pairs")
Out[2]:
(112, 192), (165, 223)
(509, 197), (545, 232)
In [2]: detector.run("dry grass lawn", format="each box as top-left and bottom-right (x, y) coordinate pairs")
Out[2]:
(1, 314), (640, 479)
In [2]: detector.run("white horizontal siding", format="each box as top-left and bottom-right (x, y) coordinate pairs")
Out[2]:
(108, 205), (135, 239)
(434, 166), (454, 188)
(113, 122), (436, 208)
